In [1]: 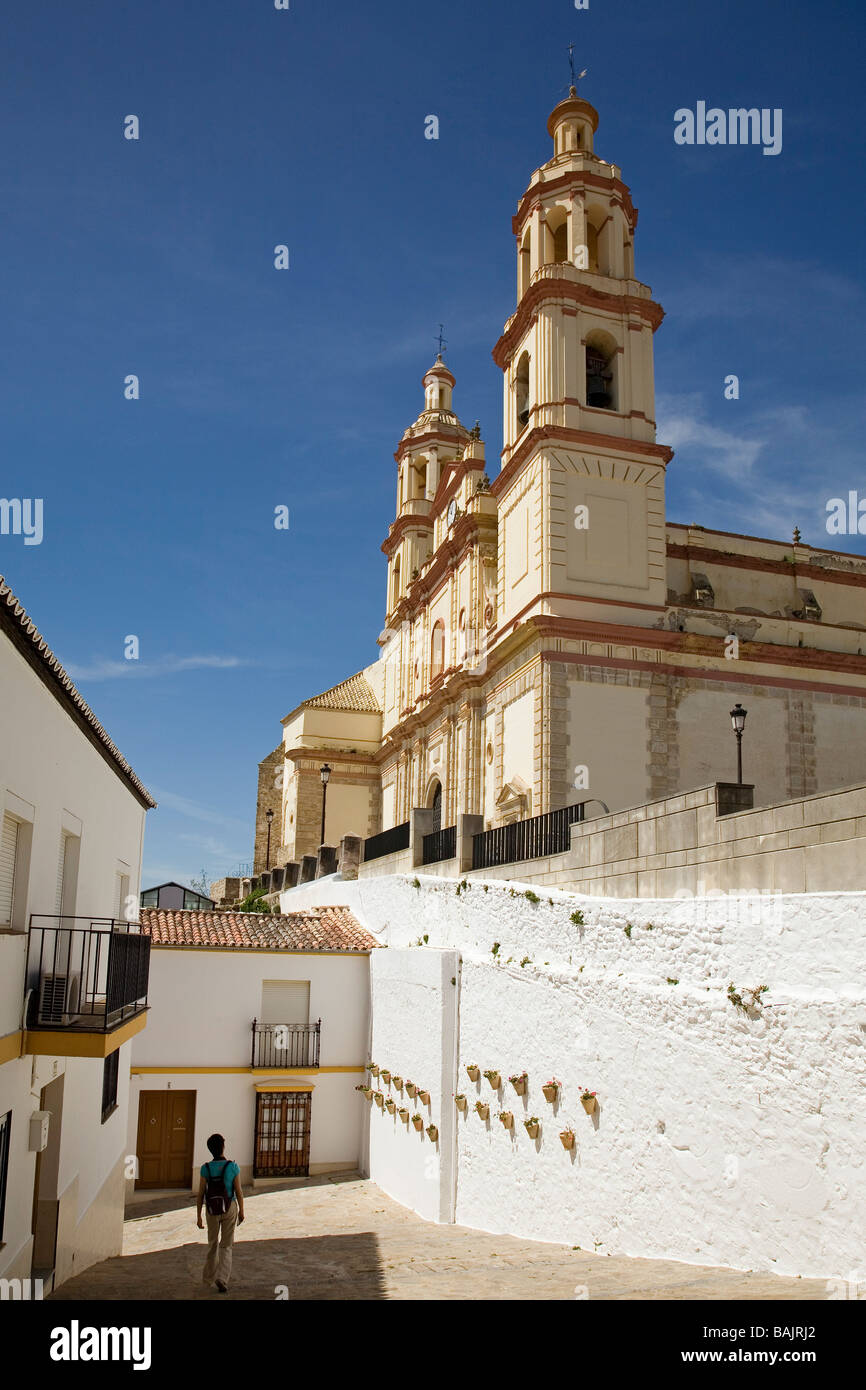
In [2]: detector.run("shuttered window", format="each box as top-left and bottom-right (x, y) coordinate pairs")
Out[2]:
(55, 832), (69, 916)
(0, 815), (19, 927)
(260, 980), (310, 1026)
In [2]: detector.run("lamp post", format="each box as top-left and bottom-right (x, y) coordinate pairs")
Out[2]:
(320, 764), (331, 846)
(265, 808), (274, 869)
(730, 704), (748, 784)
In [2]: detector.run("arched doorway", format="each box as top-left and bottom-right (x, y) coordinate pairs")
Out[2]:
(429, 780), (442, 834)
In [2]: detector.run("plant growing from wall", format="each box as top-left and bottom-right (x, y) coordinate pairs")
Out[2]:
(483, 1069), (501, 1089)
(411, 877), (421, 888)
(491, 942), (500, 957)
(570, 910), (585, 926)
(666, 978), (679, 985)
(238, 887), (274, 914)
(509, 1071), (528, 1095)
(727, 982), (769, 1013)
(524, 1117), (540, 1138)
(455, 878), (470, 895)
(524, 889), (540, 904)
(466, 1063), (480, 1081)
(520, 956), (531, 969)
(624, 924), (633, 939)
(542, 1079), (560, 1102)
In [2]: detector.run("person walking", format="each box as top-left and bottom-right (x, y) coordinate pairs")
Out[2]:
(197, 1132), (244, 1292)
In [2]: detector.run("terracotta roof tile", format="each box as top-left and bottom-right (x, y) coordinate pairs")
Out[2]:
(303, 671), (381, 713)
(139, 906), (379, 952)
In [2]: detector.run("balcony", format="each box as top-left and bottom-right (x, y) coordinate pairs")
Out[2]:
(251, 1018), (321, 1070)
(25, 916), (150, 1052)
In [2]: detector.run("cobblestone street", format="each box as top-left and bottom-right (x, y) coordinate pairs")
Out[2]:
(50, 1175), (828, 1301)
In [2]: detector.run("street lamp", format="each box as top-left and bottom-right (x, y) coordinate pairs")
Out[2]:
(320, 764), (331, 847)
(730, 704), (748, 784)
(265, 808), (274, 869)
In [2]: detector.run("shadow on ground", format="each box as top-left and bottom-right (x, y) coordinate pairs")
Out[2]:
(49, 1231), (386, 1301)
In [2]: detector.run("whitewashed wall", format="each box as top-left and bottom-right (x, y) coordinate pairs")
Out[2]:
(368, 947), (458, 1224)
(286, 871), (866, 1280)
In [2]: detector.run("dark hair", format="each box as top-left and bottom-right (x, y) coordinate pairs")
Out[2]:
(206, 1133), (225, 1158)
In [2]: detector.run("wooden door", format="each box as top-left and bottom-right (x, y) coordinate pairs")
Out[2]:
(136, 1090), (196, 1188)
(253, 1091), (311, 1177)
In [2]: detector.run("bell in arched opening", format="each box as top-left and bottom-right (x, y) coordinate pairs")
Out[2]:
(586, 346), (613, 409)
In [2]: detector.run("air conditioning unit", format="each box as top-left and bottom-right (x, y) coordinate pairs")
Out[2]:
(37, 972), (81, 1026)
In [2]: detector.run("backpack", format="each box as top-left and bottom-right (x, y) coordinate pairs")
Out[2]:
(204, 1158), (234, 1216)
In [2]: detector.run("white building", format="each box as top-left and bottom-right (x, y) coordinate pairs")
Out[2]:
(0, 576), (154, 1293)
(128, 906), (377, 1190)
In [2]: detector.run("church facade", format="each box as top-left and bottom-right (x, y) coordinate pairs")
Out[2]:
(254, 89), (866, 872)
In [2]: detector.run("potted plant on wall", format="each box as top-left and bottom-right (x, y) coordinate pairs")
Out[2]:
(476, 1100), (490, 1120)
(380, 1069), (392, 1085)
(455, 1093), (467, 1111)
(466, 1063), (480, 1082)
(385, 1097), (396, 1114)
(374, 1091), (384, 1107)
(412, 1113), (424, 1130)
(559, 1128), (576, 1150)
(369, 1063), (380, 1076)
(418, 1088), (430, 1105)
(509, 1072), (528, 1096)
(580, 1089), (597, 1114)
(405, 1081), (417, 1098)
(398, 1107), (409, 1123)
(542, 1078), (560, 1103)
(524, 1116), (541, 1139)
(483, 1068), (501, 1090)
(355, 1083), (372, 1097)
(392, 1075), (403, 1091)
(426, 1124), (439, 1142)
(498, 1110), (514, 1129)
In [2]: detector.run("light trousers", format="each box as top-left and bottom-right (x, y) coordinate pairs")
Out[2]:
(203, 1203), (238, 1287)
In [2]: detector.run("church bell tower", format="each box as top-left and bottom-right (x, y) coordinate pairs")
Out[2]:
(491, 84), (673, 629)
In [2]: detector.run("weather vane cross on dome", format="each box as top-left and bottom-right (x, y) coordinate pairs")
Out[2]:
(436, 323), (447, 357)
(568, 43), (587, 95)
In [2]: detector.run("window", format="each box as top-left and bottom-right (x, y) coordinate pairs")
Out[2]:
(430, 620), (445, 680)
(101, 1051), (119, 1123)
(515, 352), (530, 431)
(585, 332), (618, 411)
(139, 889), (159, 908)
(552, 221), (568, 264)
(0, 815), (19, 929)
(0, 1110), (10, 1241)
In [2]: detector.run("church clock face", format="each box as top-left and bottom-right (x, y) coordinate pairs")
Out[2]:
(447, 499), (458, 528)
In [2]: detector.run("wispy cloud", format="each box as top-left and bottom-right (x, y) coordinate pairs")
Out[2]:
(65, 654), (247, 682)
(148, 789), (249, 833)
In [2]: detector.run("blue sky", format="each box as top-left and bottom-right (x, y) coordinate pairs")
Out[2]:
(1, 0), (864, 888)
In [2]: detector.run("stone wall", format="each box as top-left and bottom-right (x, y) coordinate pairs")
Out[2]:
(253, 744), (283, 873)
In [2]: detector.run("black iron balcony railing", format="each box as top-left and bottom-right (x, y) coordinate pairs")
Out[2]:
(251, 1018), (321, 1069)
(422, 824), (457, 865)
(471, 802), (588, 871)
(25, 916), (150, 1032)
(363, 821), (410, 863)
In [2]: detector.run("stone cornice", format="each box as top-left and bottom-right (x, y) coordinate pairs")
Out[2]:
(667, 541), (866, 591)
(512, 167), (637, 238)
(491, 425), (673, 498)
(492, 276), (663, 371)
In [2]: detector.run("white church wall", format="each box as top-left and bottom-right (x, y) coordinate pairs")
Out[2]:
(567, 680), (648, 811)
(283, 870), (866, 1279)
(502, 688), (536, 804)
